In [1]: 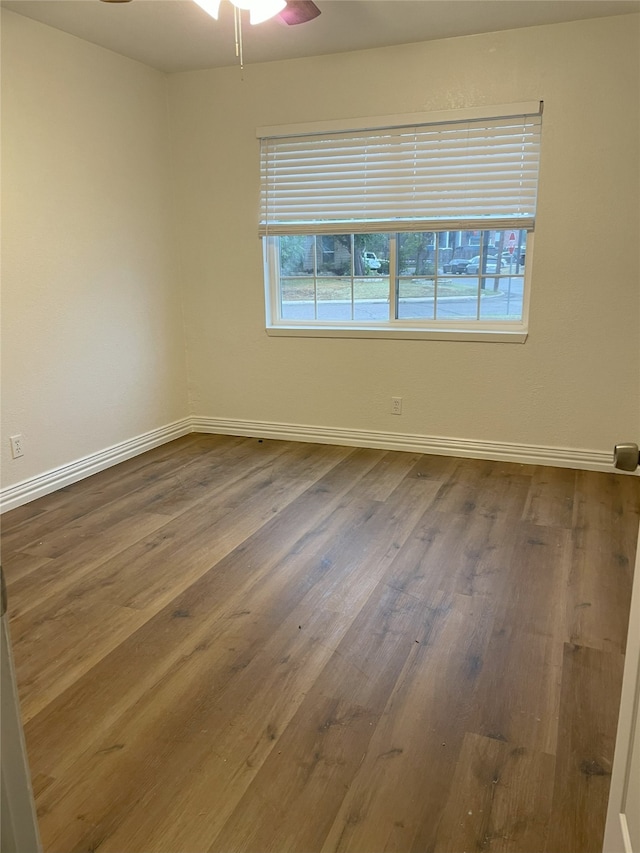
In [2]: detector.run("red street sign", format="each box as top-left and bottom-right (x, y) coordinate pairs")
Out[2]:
(508, 231), (517, 254)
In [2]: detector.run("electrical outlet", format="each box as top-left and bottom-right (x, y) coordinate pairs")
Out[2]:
(391, 397), (403, 415)
(10, 434), (24, 459)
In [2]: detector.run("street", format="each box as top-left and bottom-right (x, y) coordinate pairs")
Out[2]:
(281, 276), (525, 322)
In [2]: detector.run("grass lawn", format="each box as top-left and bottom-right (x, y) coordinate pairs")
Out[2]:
(281, 275), (489, 301)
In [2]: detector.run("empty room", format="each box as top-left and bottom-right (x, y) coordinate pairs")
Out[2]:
(1, 1), (639, 852)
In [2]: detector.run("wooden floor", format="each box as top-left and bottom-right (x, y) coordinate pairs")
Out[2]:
(2, 434), (639, 853)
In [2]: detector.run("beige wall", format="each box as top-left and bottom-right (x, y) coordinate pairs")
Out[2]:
(168, 14), (639, 453)
(1, 10), (189, 490)
(1, 11), (639, 498)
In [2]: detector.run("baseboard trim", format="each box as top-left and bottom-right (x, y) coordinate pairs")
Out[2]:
(0, 415), (624, 513)
(0, 419), (192, 513)
(192, 416), (618, 474)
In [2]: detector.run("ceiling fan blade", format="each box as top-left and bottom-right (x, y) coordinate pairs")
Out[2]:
(99, 0), (133, 3)
(278, 0), (320, 25)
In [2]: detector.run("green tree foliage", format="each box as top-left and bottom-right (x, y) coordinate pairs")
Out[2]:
(279, 235), (308, 275)
(398, 232), (435, 275)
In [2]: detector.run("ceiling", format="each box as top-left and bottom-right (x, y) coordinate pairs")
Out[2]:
(2, 0), (639, 73)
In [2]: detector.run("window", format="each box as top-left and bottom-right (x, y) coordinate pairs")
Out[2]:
(258, 103), (542, 341)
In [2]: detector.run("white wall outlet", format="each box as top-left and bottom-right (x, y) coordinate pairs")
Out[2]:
(10, 434), (24, 459)
(391, 397), (403, 415)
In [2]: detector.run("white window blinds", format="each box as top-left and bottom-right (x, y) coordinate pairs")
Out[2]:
(258, 105), (542, 236)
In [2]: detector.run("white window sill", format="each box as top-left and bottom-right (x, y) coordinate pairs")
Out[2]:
(266, 325), (528, 343)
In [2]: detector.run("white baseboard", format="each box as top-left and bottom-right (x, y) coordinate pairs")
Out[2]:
(0, 415), (625, 514)
(191, 416), (618, 474)
(0, 419), (192, 514)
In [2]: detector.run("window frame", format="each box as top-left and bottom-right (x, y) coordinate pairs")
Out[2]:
(264, 232), (533, 343)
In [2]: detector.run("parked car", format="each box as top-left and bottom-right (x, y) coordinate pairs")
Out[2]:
(444, 257), (471, 274)
(362, 251), (381, 271)
(465, 256), (506, 275)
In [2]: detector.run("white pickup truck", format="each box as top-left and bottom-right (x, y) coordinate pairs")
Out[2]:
(362, 251), (381, 271)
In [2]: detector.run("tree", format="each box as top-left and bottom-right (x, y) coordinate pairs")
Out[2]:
(333, 235), (366, 275)
(279, 235), (309, 274)
(398, 232), (434, 275)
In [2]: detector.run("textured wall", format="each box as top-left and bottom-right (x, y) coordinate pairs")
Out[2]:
(168, 14), (639, 455)
(1, 10), (189, 489)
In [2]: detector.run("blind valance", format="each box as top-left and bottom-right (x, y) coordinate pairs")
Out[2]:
(258, 106), (542, 236)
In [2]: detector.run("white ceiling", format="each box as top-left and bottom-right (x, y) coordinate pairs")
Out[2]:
(2, 0), (639, 73)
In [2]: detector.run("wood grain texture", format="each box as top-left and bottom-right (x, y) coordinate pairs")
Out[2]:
(1, 435), (638, 853)
(545, 643), (625, 853)
(434, 732), (555, 852)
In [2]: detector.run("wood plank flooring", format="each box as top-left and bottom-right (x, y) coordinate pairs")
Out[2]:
(2, 434), (638, 853)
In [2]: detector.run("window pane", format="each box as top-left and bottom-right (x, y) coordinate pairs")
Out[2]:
(396, 232), (433, 319)
(353, 235), (389, 320)
(397, 277), (436, 320)
(441, 230), (477, 274)
(317, 234), (351, 276)
(278, 235), (314, 320)
(479, 276), (525, 320)
(279, 235), (314, 276)
(435, 274), (481, 320)
(353, 275), (389, 321)
(359, 236), (389, 276)
(398, 232), (436, 276)
(317, 276), (353, 321)
(280, 276), (316, 321)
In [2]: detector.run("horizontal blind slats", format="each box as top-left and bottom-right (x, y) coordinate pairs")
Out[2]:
(260, 112), (541, 232)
